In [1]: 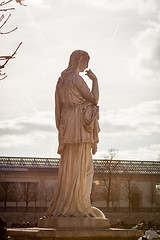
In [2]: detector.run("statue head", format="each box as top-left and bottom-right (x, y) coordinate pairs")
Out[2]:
(58, 50), (90, 86)
(68, 50), (90, 72)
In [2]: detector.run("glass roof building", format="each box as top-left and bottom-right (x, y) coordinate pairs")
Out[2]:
(0, 156), (160, 175)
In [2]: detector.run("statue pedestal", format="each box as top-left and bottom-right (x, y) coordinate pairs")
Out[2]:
(8, 227), (143, 240)
(38, 216), (110, 229)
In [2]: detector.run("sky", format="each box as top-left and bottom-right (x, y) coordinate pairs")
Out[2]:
(0, 0), (160, 161)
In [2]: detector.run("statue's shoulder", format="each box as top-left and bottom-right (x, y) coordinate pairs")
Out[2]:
(70, 73), (84, 87)
(75, 73), (84, 83)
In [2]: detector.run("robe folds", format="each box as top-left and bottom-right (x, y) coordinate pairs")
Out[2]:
(46, 72), (100, 217)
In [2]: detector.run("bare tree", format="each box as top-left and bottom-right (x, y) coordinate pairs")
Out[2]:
(0, 181), (14, 208)
(110, 180), (120, 207)
(90, 181), (102, 203)
(0, 0), (26, 80)
(121, 166), (141, 210)
(9, 182), (21, 208)
(90, 182), (96, 204)
(98, 148), (120, 208)
(32, 183), (39, 208)
(20, 182), (39, 208)
(44, 183), (56, 207)
(148, 176), (156, 210)
(130, 185), (142, 210)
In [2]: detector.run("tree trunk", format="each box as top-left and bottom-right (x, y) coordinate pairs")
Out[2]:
(107, 173), (111, 208)
(128, 180), (131, 210)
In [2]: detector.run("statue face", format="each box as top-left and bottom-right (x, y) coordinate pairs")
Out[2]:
(78, 59), (89, 72)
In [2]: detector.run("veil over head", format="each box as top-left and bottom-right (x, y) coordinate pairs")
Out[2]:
(68, 50), (90, 69)
(57, 50), (90, 88)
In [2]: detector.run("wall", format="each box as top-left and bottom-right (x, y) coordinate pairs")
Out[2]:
(1, 210), (160, 227)
(1, 171), (160, 208)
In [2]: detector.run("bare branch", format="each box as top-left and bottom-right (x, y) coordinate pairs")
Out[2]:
(0, 0), (14, 6)
(0, 13), (18, 34)
(15, 0), (26, 7)
(0, 42), (22, 80)
(3, 41), (22, 67)
(0, 0), (26, 80)
(105, 148), (118, 161)
(0, 14), (5, 22)
(0, 12), (10, 28)
(0, 55), (14, 60)
(0, 64), (4, 69)
(0, 0), (26, 11)
(0, 26), (17, 34)
(0, 0), (15, 11)
(0, 74), (7, 80)
(0, 7), (15, 11)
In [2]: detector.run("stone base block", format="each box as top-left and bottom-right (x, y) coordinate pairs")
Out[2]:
(8, 227), (144, 240)
(38, 216), (110, 229)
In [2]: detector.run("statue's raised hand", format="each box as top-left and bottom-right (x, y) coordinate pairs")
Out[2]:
(85, 69), (97, 81)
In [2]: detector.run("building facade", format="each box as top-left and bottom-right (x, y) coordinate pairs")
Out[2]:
(0, 157), (160, 210)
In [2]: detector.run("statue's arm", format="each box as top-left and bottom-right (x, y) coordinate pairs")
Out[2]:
(85, 69), (99, 104)
(76, 74), (99, 105)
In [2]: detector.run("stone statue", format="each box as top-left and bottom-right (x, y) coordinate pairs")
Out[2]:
(45, 50), (104, 218)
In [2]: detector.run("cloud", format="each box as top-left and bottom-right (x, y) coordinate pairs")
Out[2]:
(95, 144), (160, 161)
(0, 111), (56, 148)
(129, 20), (160, 81)
(118, 144), (160, 160)
(100, 100), (160, 137)
(0, 104), (159, 160)
(70, 0), (159, 14)
(1, 0), (160, 161)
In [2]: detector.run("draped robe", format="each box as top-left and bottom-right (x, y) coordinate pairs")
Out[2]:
(46, 72), (100, 217)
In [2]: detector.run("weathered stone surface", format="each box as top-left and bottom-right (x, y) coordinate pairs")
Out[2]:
(56, 228), (143, 239)
(7, 227), (143, 240)
(7, 227), (56, 239)
(45, 50), (101, 219)
(38, 216), (110, 229)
